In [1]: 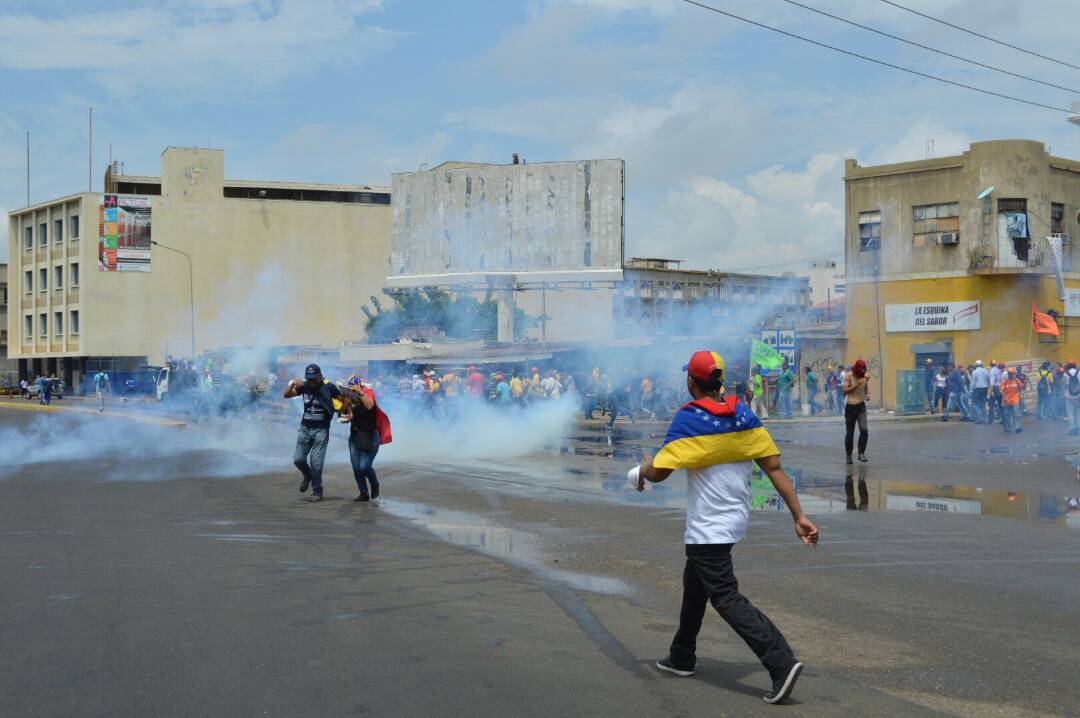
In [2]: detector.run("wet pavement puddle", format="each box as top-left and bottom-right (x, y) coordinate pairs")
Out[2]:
(379, 499), (631, 596)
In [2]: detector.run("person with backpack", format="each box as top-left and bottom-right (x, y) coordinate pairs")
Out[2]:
(1065, 360), (1080, 436)
(93, 371), (110, 412)
(1036, 362), (1054, 420)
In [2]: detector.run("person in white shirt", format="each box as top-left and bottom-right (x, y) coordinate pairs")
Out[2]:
(628, 350), (819, 705)
(988, 361), (1003, 424)
(969, 360), (990, 423)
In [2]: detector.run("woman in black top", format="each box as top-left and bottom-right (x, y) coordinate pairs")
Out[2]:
(340, 387), (381, 502)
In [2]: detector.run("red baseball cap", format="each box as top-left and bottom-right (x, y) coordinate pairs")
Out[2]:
(683, 351), (726, 382)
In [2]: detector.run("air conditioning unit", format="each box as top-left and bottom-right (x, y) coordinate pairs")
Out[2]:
(939, 232), (959, 245)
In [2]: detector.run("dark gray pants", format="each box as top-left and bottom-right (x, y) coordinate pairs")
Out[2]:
(669, 543), (796, 680)
(293, 426), (330, 495)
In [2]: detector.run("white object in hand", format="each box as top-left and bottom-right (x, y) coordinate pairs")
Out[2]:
(627, 465), (642, 490)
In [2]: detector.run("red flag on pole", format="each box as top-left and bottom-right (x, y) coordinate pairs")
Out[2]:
(1032, 301), (1060, 337)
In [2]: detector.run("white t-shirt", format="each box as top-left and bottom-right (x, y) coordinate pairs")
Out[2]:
(685, 461), (752, 544)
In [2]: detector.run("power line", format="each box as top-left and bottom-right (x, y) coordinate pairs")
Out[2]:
(879, 0), (1080, 73)
(679, 0), (1073, 114)
(781, 0), (1080, 95)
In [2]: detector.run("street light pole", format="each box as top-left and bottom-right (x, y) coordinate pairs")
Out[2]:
(150, 240), (196, 357)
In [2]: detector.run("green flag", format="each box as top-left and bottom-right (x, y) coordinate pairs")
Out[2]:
(751, 338), (783, 370)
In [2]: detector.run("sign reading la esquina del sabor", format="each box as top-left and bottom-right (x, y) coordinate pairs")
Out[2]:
(885, 301), (980, 332)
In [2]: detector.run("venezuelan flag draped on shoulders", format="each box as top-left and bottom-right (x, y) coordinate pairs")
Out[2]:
(653, 396), (778, 470)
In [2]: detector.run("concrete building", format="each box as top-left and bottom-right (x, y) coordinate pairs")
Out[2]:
(614, 258), (810, 337)
(1, 262), (17, 384)
(801, 259), (845, 306)
(7, 147), (391, 388)
(844, 139), (1080, 409)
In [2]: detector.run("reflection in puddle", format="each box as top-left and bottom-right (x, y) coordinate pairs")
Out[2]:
(381, 500), (630, 595)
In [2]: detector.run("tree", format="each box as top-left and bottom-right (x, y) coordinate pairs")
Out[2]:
(364, 289), (536, 342)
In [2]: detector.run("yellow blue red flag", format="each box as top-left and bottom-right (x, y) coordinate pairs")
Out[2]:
(653, 396), (779, 470)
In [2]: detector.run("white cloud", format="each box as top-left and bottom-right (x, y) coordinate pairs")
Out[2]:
(0, 0), (396, 96)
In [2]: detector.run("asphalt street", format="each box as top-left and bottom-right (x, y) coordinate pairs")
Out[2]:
(1, 400), (1078, 717)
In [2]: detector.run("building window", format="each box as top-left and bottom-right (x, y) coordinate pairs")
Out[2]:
(25, 315), (33, 338)
(54, 265), (64, 289)
(1051, 203), (1065, 235)
(24, 226), (32, 250)
(39, 313), (47, 337)
(70, 215), (80, 240)
(39, 268), (47, 292)
(54, 311), (63, 336)
(54, 218), (63, 244)
(24, 270), (32, 294)
(39, 222), (47, 246)
(70, 262), (80, 287)
(998, 198), (1030, 261)
(70, 310), (80, 335)
(1, 284), (6, 306)
(859, 211), (881, 251)
(912, 202), (959, 247)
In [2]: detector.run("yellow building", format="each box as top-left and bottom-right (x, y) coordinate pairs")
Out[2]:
(6, 147), (391, 387)
(844, 140), (1080, 409)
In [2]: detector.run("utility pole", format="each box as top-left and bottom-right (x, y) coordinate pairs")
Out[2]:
(151, 240), (196, 357)
(88, 107), (93, 192)
(26, 131), (30, 207)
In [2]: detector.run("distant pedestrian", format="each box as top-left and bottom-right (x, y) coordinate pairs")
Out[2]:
(751, 365), (768, 419)
(628, 350), (818, 705)
(804, 366), (820, 415)
(989, 361), (1003, 424)
(833, 364), (846, 416)
(923, 358), (936, 413)
(93, 371), (110, 412)
(1036, 362), (1054, 420)
(1064, 360), (1080, 436)
(843, 359), (870, 464)
(970, 360), (989, 423)
(283, 363), (342, 503)
(1000, 367), (1023, 434)
(20, 378), (29, 399)
(940, 365), (967, 422)
(776, 361), (795, 419)
(932, 366), (948, 414)
(1052, 363), (1067, 418)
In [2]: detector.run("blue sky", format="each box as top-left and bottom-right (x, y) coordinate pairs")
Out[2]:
(3, 0), (1079, 268)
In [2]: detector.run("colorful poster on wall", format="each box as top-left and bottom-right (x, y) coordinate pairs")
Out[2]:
(99, 194), (151, 272)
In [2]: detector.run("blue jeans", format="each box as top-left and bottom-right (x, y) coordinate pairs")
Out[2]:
(971, 388), (987, 423)
(1002, 404), (1021, 432)
(778, 389), (793, 418)
(348, 431), (380, 495)
(943, 391), (965, 419)
(807, 387), (819, 414)
(293, 425), (330, 496)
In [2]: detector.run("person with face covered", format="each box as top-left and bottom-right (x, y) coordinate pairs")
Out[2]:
(843, 359), (870, 464)
(338, 380), (393, 502)
(284, 363), (342, 503)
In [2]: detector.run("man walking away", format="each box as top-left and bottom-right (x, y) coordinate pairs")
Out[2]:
(776, 361), (795, 419)
(94, 371), (110, 412)
(844, 359), (870, 464)
(834, 364), (846, 416)
(284, 364), (341, 503)
(751, 365), (768, 419)
(989, 361), (1003, 425)
(339, 382), (392, 502)
(1036, 362), (1053, 420)
(941, 365), (967, 422)
(1064, 360), (1080, 436)
(1052, 363), (1067, 418)
(1000, 367), (1023, 434)
(804, 366), (820, 415)
(970, 360), (989, 424)
(628, 350), (818, 705)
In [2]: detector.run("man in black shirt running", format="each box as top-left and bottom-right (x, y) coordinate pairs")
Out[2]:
(284, 363), (341, 503)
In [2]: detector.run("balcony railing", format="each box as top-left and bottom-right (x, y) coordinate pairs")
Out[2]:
(968, 235), (1074, 272)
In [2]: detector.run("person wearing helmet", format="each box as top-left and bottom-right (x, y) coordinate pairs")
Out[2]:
(1000, 366), (1023, 434)
(628, 350), (818, 705)
(970, 360), (990, 424)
